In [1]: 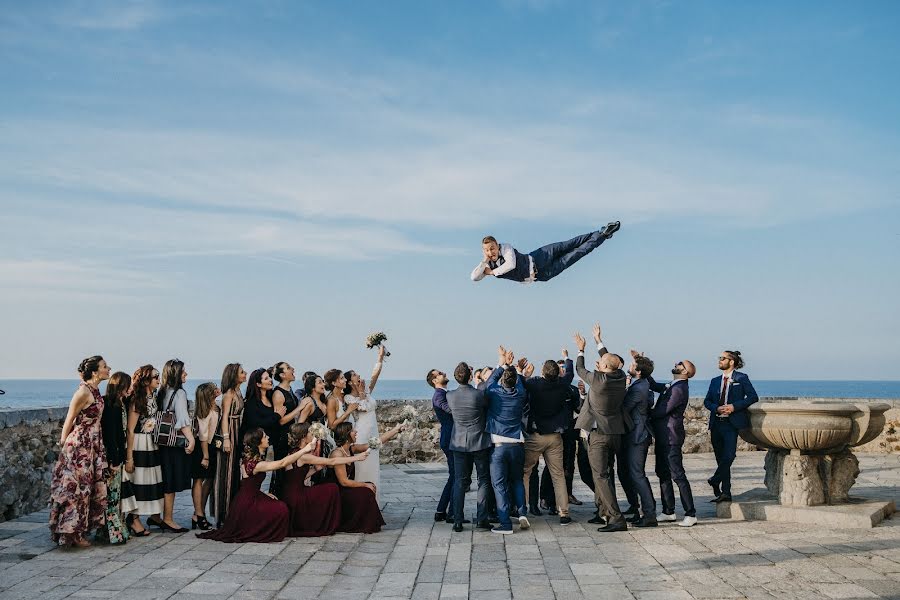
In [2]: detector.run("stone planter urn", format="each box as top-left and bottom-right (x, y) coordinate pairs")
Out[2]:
(739, 401), (891, 507)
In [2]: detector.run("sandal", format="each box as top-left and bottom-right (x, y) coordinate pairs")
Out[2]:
(191, 515), (212, 531)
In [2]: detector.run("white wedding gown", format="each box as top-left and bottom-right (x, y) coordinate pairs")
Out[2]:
(346, 392), (381, 504)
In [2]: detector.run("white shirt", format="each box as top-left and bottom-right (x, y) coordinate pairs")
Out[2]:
(470, 243), (536, 284)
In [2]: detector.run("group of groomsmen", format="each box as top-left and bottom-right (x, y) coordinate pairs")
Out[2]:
(427, 323), (759, 534)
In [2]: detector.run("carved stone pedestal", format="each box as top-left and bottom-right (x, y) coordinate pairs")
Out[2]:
(763, 448), (860, 506)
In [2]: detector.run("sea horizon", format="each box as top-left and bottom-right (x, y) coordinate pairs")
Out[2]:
(2, 378), (899, 410)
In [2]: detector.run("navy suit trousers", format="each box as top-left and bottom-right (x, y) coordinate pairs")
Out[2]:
(530, 231), (607, 282)
(654, 439), (696, 517)
(710, 419), (739, 494)
(437, 447), (455, 515)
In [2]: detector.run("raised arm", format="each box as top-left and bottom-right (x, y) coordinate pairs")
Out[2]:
(561, 356), (574, 385)
(665, 382), (689, 416)
(369, 348), (385, 393)
(332, 451), (376, 491)
(646, 375), (668, 394)
(253, 442), (316, 473)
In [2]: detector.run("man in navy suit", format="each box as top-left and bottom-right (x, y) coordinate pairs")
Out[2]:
(703, 350), (759, 502)
(620, 353), (657, 527)
(427, 368), (461, 524)
(646, 356), (698, 527)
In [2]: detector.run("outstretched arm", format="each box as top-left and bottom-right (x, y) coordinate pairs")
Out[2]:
(368, 347), (386, 392)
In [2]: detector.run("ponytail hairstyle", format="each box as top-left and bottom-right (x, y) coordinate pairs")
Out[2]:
(195, 382), (218, 420)
(323, 369), (343, 393)
(128, 365), (156, 417)
(105, 372), (132, 409)
(333, 421), (354, 447)
(287, 422), (311, 451)
(221, 363), (243, 394)
(158, 359), (185, 404)
(242, 427), (265, 462)
(78, 355), (104, 381)
(724, 350), (745, 369)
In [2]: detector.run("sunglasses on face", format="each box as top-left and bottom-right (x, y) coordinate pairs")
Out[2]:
(718, 356), (732, 362)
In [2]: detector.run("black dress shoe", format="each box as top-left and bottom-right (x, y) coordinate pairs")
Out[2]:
(476, 520), (493, 531)
(713, 493), (733, 503)
(597, 521), (628, 532)
(529, 506), (543, 517)
(559, 516), (572, 525)
(633, 516), (658, 528)
(445, 516), (471, 524)
(707, 478), (721, 498)
(601, 221), (621, 238)
(626, 514), (642, 524)
(435, 512), (447, 522)
(452, 523), (464, 532)
(147, 516), (165, 529)
(587, 515), (606, 525)
(622, 505), (639, 517)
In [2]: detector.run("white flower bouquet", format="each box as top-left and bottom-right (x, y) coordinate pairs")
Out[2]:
(367, 436), (383, 450)
(141, 417), (157, 434)
(365, 331), (391, 357)
(309, 422), (328, 441)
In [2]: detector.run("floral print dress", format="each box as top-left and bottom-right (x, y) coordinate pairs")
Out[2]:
(48, 383), (108, 545)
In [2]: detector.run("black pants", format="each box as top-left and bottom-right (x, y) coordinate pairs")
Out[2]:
(453, 448), (492, 524)
(611, 441), (639, 511)
(654, 439), (696, 517)
(709, 419), (739, 495)
(529, 231), (608, 282)
(436, 447), (455, 515)
(577, 437), (595, 492)
(623, 439), (656, 516)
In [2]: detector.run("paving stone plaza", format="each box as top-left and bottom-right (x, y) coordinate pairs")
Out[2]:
(1, 452), (899, 600)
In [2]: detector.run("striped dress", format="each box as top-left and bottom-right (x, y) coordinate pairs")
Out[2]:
(120, 394), (165, 516)
(211, 391), (244, 527)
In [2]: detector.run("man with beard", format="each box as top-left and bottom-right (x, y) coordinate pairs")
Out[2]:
(620, 352), (657, 527)
(645, 356), (698, 527)
(427, 368), (465, 524)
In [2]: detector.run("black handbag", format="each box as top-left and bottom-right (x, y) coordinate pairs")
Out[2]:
(209, 410), (226, 451)
(153, 390), (188, 448)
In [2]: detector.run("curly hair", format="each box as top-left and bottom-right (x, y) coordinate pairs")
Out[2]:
(323, 369), (343, 393)
(287, 422), (311, 450)
(128, 365), (156, 416)
(242, 427), (265, 462)
(303, 375), (323, 398)
(77, 355), (104, 381)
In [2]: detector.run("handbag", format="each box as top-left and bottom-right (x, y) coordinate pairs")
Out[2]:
(153, 389), (188, 448)
(209, 410), (225, 451)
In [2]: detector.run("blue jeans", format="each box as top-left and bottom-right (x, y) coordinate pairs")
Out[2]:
(710, 419), (739, 495)
(437, 447), (455, 515)
(453, 448), (492, 524)
(529, 230), (607, 282)
(490, 443), (526, 529)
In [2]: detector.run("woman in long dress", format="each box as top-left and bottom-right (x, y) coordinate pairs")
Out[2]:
(211, 363), (245, 528)
(282, 422), (368, 537)
(197, 428), (313, 543)
(343, 346), (386, 498)
(268, 362), (304, 497)
(49, 356), (110, 547)
(121, 365), (164, 535)
(99, 371), (133, 544)
(154, 359), (195, 532)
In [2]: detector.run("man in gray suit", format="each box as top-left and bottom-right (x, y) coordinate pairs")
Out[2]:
(574, 324), (630, 532)
(447, 361), (494, 532)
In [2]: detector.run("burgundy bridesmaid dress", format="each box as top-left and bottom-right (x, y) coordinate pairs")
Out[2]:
(337, 462), (385, 534)
(282, 463), (342, 537)
(197, 459), (289, 543)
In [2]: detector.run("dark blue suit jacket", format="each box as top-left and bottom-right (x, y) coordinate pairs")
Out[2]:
(647, 378), (690, 446)
(432, 388), (453, 451)
(484, 367), (528, 440)
(622, 378), (652, 446)
(703, 371), (759, 430)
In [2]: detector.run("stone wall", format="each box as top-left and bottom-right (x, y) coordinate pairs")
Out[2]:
(2, 398), (896, 522)
(0, 408), (67, 523)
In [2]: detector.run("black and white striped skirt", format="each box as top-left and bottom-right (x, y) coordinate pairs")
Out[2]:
(120, 432), (165, 516)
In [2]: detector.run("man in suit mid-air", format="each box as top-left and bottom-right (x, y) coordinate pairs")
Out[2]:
(471, 222), (621, 284)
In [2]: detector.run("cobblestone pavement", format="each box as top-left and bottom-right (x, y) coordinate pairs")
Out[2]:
(1, 452), (899, 600)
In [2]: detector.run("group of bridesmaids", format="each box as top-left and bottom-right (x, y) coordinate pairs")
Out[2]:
(48, 348), (403, 547)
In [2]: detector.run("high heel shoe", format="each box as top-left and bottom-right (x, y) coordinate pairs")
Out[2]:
(127, 523), (151, 537)
(191, 515), (212, 531)
(158, 521), (189, 533)
(147, 515), (165, 529)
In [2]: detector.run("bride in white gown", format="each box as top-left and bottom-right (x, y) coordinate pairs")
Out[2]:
(343, 346), (386, 502)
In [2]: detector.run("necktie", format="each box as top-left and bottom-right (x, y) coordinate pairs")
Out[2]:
(720, 377), (729, 405)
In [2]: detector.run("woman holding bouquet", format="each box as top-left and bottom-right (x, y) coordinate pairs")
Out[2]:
(282, 422), (369, 537)
(121, 365), (164, 535)
(197, 428), (313, 543)
(330, 421), (404, 533)
(342, 345), (386, 500)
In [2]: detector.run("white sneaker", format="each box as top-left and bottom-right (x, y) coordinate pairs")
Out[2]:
(657, 513), (677, 522)
(518, 516), (531, 530)
(491, 527), (513, 535)
(678, 516), (697, 527)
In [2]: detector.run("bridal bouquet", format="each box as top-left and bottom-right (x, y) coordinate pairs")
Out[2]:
(309, 422), (328, 441)
(365, 331), (391, 357)
(367, 436), (383, 450)
(401, 405), (418, 422)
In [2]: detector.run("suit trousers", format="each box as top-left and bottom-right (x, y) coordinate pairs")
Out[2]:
(586, 432), (624, 524)
(654, 440), (696, 517)
(437, 447), (455, 515)
(623, 439), (656, 516)
(612, 441), (639, 511)
(577, 437), (595, 492)
(530, 230), (607, 282)
(541, 427), (576, 508)
(490, 443), (526, 529)
(710, 419), (739, 495)
(524, 433), (569, 516)
(453, 448), (492, 524)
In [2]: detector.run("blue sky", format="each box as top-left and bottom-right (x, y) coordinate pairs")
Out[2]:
(1, 1), (898, 380)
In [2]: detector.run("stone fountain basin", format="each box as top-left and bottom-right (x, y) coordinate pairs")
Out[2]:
(739, 401), (892, 452)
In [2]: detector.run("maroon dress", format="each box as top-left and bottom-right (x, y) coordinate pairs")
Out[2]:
(197, 458), (289, 543)
(283, 463), (341, 537)
(337, 461), (385, 534)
